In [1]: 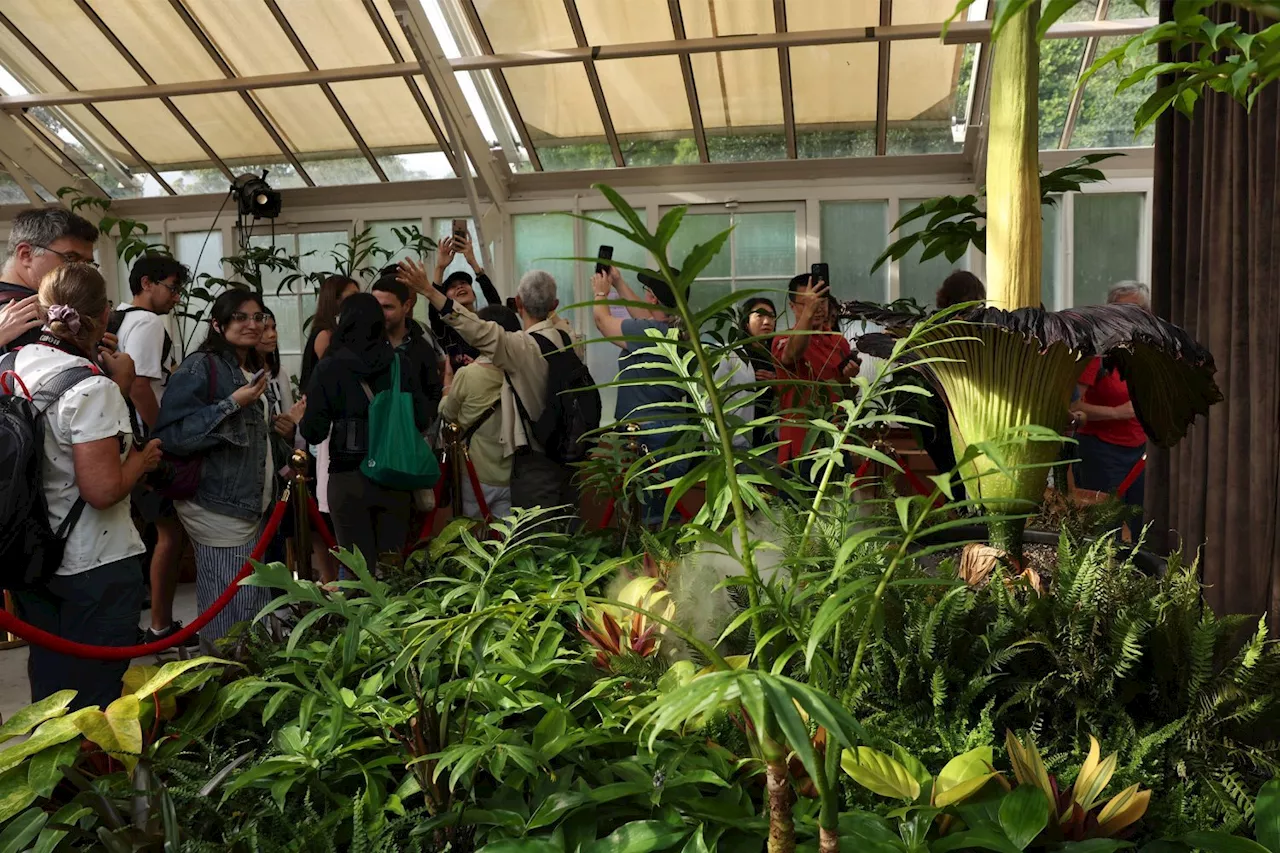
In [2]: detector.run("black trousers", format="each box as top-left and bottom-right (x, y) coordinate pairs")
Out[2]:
(13, 558), (143, 710)
(328, 469), (412, 574)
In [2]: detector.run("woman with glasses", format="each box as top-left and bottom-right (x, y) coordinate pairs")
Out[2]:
(739, 297), (779, 450)
(154, 291), (278, 650)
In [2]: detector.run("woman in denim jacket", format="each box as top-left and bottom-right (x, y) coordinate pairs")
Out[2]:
(154, 291), (277, 647)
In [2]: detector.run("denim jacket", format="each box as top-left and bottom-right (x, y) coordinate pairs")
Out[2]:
(154, 350), (271, 521)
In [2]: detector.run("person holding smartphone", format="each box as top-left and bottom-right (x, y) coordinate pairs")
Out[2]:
(773, 269), (860, 474)
(428, 227), (502, 375)
(153, 291), (278, 649)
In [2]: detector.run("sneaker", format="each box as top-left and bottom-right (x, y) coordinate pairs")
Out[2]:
(144, 621), (200, 658)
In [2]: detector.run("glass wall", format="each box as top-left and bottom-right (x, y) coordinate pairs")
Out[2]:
(818, 201), (888, 303)
(897, 198), (971, 308)
(664, 208), (798, 315)
(1072, 193), (1144, 308)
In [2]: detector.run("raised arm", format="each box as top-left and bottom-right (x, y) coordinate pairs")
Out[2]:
(397, 259), (541, 371)
(591, 270), (626, 348)
(458, 235), (501, 306)
(777, 279), (828, 369)
(609, 267), (658, 321)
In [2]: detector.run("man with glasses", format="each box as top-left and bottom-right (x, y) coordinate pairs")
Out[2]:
(113, 255), (192, 648)
(0, 207), (100, 352)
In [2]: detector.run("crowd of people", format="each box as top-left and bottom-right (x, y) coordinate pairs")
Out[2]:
(0, 204), (1150, 709)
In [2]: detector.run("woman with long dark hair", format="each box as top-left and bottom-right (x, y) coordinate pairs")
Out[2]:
(300, 275), (358, 582)
(154, 290), (278, 647)
(300, 293), (433, 570)
(739, 296), (778, 449)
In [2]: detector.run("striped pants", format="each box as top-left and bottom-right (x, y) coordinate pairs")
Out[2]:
(194, 528), (278, 647)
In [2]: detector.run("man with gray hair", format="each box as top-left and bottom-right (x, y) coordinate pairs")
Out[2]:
(397, 258), (584, 517)
(1105, 280), (1151, 310)
(1, 207), (100, 352)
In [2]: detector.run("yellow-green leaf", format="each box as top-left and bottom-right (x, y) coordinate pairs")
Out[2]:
(840, 747), (921, 801)
(0, 713), (93, 776)
(0, 769), (36, 824)
(936, 746), (993, 795)
(1096, 784), (1151, 837)
(934, 772), (998, 807)
(129, 656), (227, 699)
(1005, 732), (1054, 812)
(0, 692), (76, 745)
(76, 697), (143, 771)
(1072, 735), (1118, 812)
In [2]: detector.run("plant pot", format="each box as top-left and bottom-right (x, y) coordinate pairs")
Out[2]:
(912, 523), (1167, 577)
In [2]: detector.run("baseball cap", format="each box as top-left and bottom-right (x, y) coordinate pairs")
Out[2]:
(636, 269), (681, 309)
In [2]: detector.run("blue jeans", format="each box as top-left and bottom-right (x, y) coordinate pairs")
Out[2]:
(1073, 434), (1146, 511)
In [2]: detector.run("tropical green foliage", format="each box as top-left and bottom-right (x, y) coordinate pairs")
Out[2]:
(870, 154), (1121, 272)
(845, 534), (1280, 834)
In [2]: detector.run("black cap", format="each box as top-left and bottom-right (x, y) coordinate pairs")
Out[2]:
(637, 269), (680, 309)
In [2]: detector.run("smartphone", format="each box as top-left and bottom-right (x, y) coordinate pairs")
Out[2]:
(596, 244), (614, 275)
(249, 368), (266, 385)
(452, 219), (468, 241)
(810, 262), (829, 285)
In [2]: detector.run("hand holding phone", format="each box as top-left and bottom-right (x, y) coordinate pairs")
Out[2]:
(596, 244), (614, 276)
(810, 262), (829, 286)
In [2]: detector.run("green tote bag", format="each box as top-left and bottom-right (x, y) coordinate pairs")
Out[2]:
(361, 355), (441, 490)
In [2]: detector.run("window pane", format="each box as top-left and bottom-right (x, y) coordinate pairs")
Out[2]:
(1073, 193), (1142, 308)
(430, 217), (487, 287)
(262, 292), (303, 355)
(1070, 36), (1156, 148)
(666, 213), (731, 278)
(897, 198), (969, 308)
(298, 231), (351, 280)
(248, 234), (293, 294)
(1039, 38), (1087, 147)
(820, 201), (888, 302)
(367, 219), (424, 267)
(513, 213), (576, 312)
(687, 280), (734, 316)
(734, 212), (796, 277)
(1041, 199), (1060, 309)
(174, 230), (223, 357)
(584, 210), (651, 426)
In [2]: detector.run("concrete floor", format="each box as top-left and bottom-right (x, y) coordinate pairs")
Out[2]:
(0, 582), (200, 725)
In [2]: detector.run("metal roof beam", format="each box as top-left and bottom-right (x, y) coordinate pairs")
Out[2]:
(168, 0), (314, 187)
(0, 111), (94, 201)
(773, 0), (796, 159)
(391, 0), (508, 209)
(667, 0), (708, 163)
(563, 0), (623, 166)
(874, 0), (891, 155)
(0, 18), (1156, 111)
(360, 0), (462, 176)
(263, 0), (387, 182)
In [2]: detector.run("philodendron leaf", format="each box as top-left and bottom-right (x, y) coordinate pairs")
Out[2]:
(999, 784), (1050, 850)
(0, 692), (76, 744)
(1254, 778), (1280, 853)
(582, 819), (689, 853)
(840, 747), (921, 801)
(1177, 833), (1270, 853)
(0, 806), (47, 853)
(933, 746), (996, 807)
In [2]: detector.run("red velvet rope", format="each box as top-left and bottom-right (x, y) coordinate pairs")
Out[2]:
(1116, 453), (1147, 499)
(0, 497), (291, 661)
(305, 494), (338, 551)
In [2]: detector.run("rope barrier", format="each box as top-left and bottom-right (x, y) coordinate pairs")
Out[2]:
(0, 495), (296, 661)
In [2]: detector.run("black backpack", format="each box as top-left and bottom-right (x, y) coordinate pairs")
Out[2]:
(0, 352), (99, 589)
(509, 330), (602, 464)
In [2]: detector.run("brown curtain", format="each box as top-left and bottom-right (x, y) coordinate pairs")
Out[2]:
(1147, 3), (1280, 620)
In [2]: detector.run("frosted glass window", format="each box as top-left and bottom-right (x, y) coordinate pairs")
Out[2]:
(897, 198), (969, 309)
(173, 230), (224, 357)
(430, 217), (491, 288)
(513, 213), (576, 312)
(819, 201), (888, 302)
(366, 219), (424, 267)
(250, 230), (349, 356)
(664, 209), (796, 315)
(584, 210), (654, 427)
(1040, 200), (1060, 310)
(1072, 193), (1143, 308)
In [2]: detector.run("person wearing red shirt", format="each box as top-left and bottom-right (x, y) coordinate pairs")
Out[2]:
(772, 273), (859, 473)
(1069, 281), (1151, 522)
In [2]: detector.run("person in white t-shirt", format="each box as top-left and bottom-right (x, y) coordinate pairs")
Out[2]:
(9, 263), (163, 710)
(114, 254), (190, 646)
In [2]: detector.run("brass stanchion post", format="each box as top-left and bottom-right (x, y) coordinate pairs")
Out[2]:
(289, 449), (313, 582)
(440, 421), (465, 517)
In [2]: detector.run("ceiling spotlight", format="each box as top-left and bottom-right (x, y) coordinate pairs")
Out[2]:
(232, 171), (282, 220)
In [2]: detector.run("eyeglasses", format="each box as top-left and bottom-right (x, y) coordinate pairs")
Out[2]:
(229, 312), (268, 324)
(31, 244), (98, 268)
(750, 309), (777, 319)
(156, 280), (183, 296)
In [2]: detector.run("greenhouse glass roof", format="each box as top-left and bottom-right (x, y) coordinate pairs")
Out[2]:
(0, 0), (1155, 202)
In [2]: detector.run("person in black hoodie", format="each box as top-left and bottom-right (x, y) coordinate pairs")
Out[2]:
(299, 293), (433, 570)
(426, 235), (502, 374)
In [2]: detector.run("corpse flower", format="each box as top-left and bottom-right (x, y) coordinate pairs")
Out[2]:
(841, 300), (1222, 560)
